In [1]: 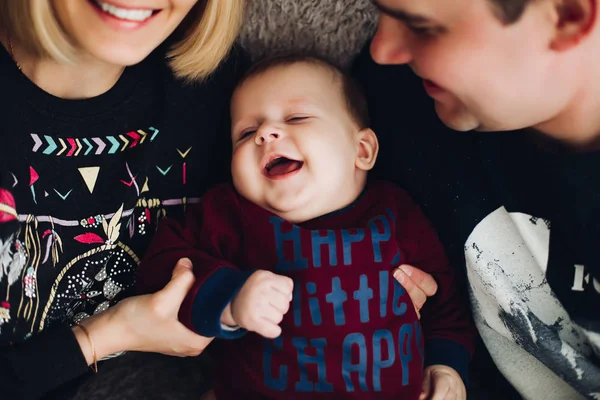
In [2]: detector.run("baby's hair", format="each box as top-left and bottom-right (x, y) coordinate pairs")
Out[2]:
(236, 54), (370, 129)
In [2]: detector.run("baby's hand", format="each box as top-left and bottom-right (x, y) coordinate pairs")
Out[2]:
(419, 365), (466, 400)
(229, 270), (293, 338)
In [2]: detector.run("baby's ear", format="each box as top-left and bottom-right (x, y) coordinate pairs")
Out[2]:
(355, 128), (379, 171)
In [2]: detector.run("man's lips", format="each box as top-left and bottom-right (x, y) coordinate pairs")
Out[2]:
(422, 79), (445, 96)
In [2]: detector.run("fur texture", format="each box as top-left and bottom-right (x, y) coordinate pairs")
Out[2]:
(239, 0), (378, 68)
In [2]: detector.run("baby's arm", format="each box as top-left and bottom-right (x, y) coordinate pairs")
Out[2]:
(137, 185), (249, 338)
(137, 185), (292, 339)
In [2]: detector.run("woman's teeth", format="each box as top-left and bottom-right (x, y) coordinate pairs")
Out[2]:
(96, 1), (154, 21)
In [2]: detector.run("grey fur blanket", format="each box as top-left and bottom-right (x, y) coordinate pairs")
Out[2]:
(239, 0), (378, 68)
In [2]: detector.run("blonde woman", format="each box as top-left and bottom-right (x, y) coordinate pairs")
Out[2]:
(0, 0), (245, 398)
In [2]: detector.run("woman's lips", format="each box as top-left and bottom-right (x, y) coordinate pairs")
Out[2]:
(88, 0), (160, 30)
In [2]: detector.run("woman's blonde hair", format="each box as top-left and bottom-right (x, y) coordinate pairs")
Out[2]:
(0, 0), (244, 81)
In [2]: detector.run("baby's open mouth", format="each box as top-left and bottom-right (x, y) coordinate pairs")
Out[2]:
(264, 156), (304, 178)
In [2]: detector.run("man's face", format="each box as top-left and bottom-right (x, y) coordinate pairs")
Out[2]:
(370, 0), (575, 132)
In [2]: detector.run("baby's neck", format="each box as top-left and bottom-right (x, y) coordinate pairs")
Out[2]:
(305, 186), (367, 222)
(275, 180), (368, 225)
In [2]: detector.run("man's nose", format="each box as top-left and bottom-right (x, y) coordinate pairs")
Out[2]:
(370, 15), (413, 65)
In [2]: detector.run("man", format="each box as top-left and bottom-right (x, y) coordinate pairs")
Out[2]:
(352, 0), (600, 398)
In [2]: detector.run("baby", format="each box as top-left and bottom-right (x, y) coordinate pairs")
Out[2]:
(138, 56), (475, 399)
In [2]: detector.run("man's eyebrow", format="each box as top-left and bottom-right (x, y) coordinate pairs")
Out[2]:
(371, 0), (430, 24)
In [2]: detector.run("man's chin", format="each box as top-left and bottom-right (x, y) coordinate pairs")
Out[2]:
(434, 102), (480, 132)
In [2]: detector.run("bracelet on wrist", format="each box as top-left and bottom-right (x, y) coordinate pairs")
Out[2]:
(75, 321), (98, 373)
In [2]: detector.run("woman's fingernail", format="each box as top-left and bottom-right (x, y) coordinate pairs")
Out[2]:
(394, 270), (405, 283)
(400, 265), (412, 276)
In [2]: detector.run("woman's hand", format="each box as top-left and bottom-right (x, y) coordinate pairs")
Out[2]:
(77, 258), (212, 363)
(393, 264), (438, 318)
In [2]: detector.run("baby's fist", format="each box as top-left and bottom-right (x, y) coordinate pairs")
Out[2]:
(231, 270), (293, 338)
(420, 365), (465, 400)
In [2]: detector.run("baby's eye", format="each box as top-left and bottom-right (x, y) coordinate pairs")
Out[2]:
(238, 129), (256, 140)
(286, 116), (310, 123)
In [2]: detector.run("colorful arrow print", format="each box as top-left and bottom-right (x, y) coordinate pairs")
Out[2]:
(30, 127), (159, 157)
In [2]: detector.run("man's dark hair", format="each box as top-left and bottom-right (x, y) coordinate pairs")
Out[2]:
(236, 54), (370, 129)
(489, 0), (530, 24)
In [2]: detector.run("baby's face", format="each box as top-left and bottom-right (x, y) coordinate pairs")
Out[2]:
(230, 63), (365, 223)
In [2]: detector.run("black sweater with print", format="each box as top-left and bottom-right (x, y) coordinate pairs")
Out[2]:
(352, 46), (600, 399)
(0, 43), (245, 399)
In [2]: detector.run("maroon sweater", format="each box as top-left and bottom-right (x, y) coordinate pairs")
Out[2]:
(138, 181), (475, 399)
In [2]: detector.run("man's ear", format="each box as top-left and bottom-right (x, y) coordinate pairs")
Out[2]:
(550, 0), (596, 51)
(355, 128), (379, 171)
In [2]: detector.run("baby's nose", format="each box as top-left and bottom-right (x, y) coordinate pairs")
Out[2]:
(256, 130), (280, 144)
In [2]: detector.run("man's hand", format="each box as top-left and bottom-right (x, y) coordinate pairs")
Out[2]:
(393, 264), (438, 318)
(419, 365), (466, 400)
(228, 270), (293, 338)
